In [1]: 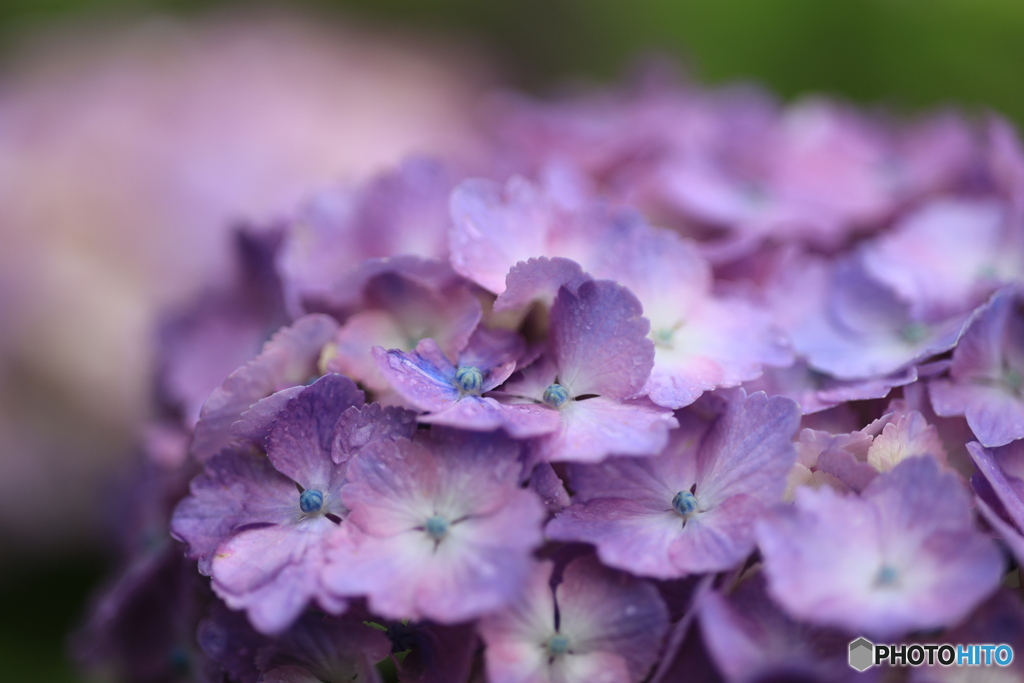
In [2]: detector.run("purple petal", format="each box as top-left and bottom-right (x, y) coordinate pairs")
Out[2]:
(420, 396), (562, 438)
(548, 498), (689, 579)
(539, 396), (677, 463)
(556, 555), (669, 681)
(170, 450), (298, 575)
(757, 456), (1004, 639)
(550, 280), (654, 398)
(324, 489), (543, 623)
(211, 520), (341, 635)
(265, 374), (364, 489)
(528, 463), (571, 514)
(863, 199), (1007, 318)
(929, 287), (1024, 447)
(373, 341), (459, 412)
(695, 391), (800, 507)
(192, 314), (338, 461)
(815, 448), (877, 493)
(279, 159), (454, 314)
(699, 574), (858, 683)
(968, 440), (1024, 531)
(494, 256), (592, 313)
(331, 402), (417, 465)
(231, 386), (305, 447)
(449, 177), (553, 294)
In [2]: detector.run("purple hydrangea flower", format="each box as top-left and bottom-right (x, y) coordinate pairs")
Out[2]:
(199, 603), (390, 683)
(907, 589), (1024, 683)
(756, 455), (1004, 639)
(968, 438), (1024, 562)
(547, 391), (799, 578)
(191, 314), (339, 461)
(324, 259), (483, 396)
(744, 358), (917, 415)
(930, 287), (1024, 447)
(479, 556), (669, 683)
(599, 222), (792, 408)
(448, 175), (617, 296)
(321, 428), (545, 622)
(862, 198), (1011, 320)
(779, 255), (970, 380)
(278, 158), (456, 316)
(157, 228), (288, 427)
(172, 374), (375, 634)
(374, 326), (560, 437)
(498, 279), (678, 462)
(699, 573), (870, 683)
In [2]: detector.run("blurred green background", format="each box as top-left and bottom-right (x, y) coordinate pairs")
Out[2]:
(1, 0), (1022, 681)
(3, 0), (1024, 121)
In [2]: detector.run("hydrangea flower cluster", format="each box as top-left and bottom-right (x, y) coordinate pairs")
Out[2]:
(76, 73), (1024, 683)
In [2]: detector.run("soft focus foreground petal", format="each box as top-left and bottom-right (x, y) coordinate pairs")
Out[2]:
(968, 440), (1024, 530)
(278, 159), (455, 314)
(758, 457), (1003, 638)
(929, 287), (1024, 447)
(449, 176), (554, 294)
(699, 574), (863, 683)
(556, 556), (669, 681)
(550, 280), (654, 398)
(192, 314), (338, 461)
(862, 199), (1007, 319)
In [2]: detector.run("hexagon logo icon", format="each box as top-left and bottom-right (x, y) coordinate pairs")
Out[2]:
(849, 637), (874, 671)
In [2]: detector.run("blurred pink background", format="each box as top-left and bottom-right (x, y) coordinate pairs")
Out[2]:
(0, 10), (493, 552)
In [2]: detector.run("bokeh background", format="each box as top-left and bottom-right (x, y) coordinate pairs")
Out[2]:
(1, 0), (1023, 680)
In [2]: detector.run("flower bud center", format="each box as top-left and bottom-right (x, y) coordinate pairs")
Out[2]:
(425, 515), (450, 541)
(455, 366), (484, 395)
(547, 633), (570, 657)
(299, 489), (324, 514)
(672, 490), (698, 517)
(542, 383), (570, 408)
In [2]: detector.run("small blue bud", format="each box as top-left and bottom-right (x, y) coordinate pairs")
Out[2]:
(455, 366), (484, 394)
(425, 515), (450, 541)
(900, 322), (929, 345)
(652, 328), (675, 347)
(875, 564), (899, 587)
(672, 490), (698, 516)
(299, 489), (324, 514)
(542, 383), (570, 408)
(547, 633), (570, 657)
(1007, 368), (1023, 394)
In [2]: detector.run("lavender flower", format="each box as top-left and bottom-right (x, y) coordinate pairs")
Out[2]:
(757, 455), (1004, 638)
(930, 287), (1024, 446)
(479, 556), (669, 683)
(321, 428), (545, 622)
(374, 326), (559, 437)
(171, 375), (370, 634)
(498, 279), (678, 463)
(547, 390), (799, 578)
